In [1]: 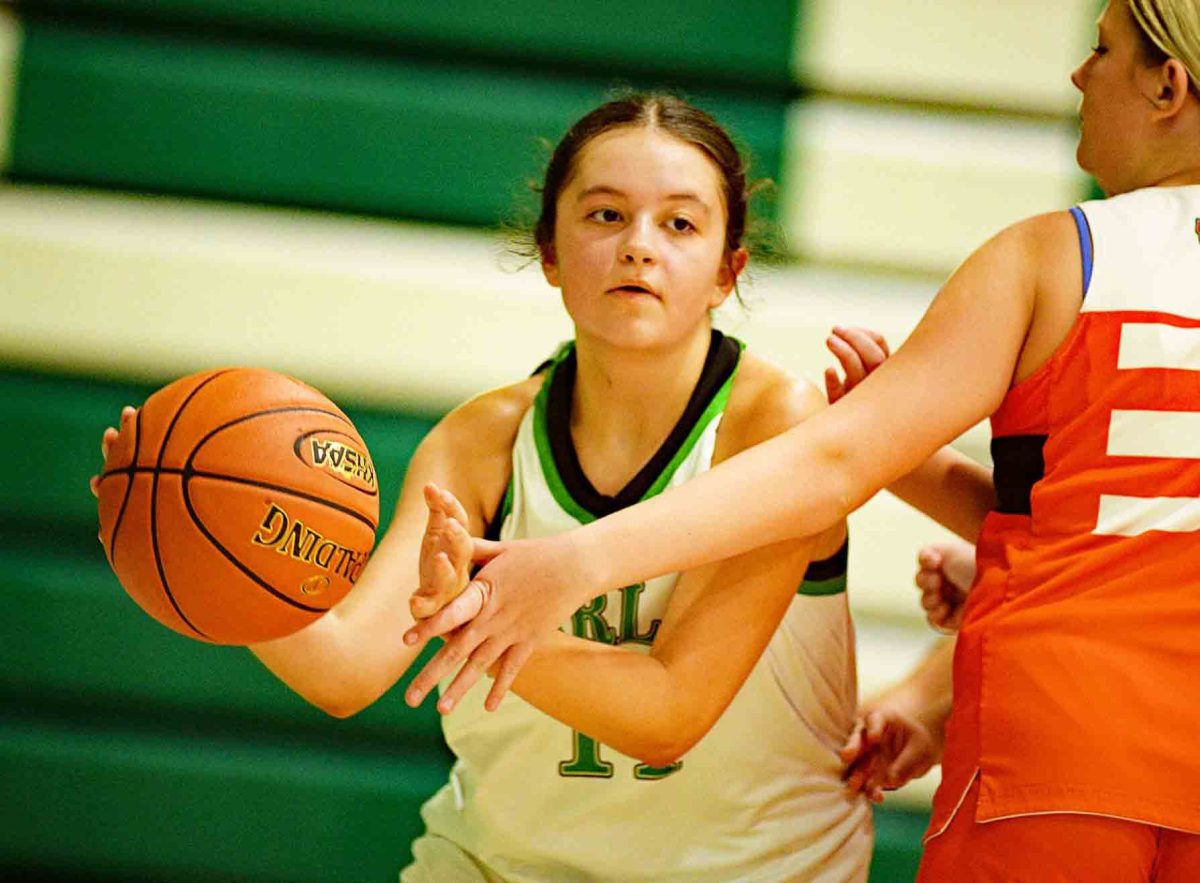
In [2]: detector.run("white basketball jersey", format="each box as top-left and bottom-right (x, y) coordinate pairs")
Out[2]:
(416, 333), (872, 882)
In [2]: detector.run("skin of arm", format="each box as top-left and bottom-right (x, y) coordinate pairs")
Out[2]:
(248, 380), (533, 717)
(403, 211), (1079, 708)
(825, 325), (995, 543)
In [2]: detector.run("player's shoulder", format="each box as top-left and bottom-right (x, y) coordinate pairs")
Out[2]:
(987, 210), (1079, 267)
(419, 374), (544, 462)
(719, 349), (825, 456)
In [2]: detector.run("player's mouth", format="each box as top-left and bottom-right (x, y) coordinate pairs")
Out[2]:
(607, 281), (659, 299)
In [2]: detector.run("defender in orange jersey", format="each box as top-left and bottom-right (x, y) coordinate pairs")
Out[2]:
(402, 2), (1200, 880)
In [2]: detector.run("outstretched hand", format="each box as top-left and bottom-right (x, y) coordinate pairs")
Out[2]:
(402, 532), (593, 715)
(839, 708), (940, 803)
(411, 483), (475, 621)
(914, 541), (976, 633)
(824, 326), (891, 405)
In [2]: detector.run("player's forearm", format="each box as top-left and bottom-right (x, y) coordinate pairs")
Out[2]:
(887, 447), (994, 542)
(573, 417), (901, 598)
(249, 566), (426, 718)
(511, 633), (706, 767)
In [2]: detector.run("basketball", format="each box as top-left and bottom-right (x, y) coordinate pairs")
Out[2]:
(96, 368), (380, 645)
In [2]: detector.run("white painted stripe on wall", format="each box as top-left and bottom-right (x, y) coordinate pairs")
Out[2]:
(1118, 323), (1200, 371)
(1095, 494), (1200, 536)
(1107, 410), (1200, 459)
(0, 7), (20, 174)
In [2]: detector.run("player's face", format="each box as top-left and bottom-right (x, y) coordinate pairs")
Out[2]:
(543, 127), (744, 351)
(1071, 2), (1162, 195)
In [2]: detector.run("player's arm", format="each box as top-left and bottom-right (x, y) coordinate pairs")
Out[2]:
(507, 528), (828, 767)
(825, 326), (993, 542)
(407, 212), (1071, 709)
(248, 383), (529, 717)
(419, 373), (837, 766)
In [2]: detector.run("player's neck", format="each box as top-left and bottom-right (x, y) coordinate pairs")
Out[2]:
(569, 329), (712, 492)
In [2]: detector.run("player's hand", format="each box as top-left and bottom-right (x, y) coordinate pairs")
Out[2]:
(89, 406), (137, 499)
(402, 533), (591, 715)
(824, 326), (891, 405)
(839, 708), (940, 803)
(410, 483), (474, 620)
(915, 541), (976, 633)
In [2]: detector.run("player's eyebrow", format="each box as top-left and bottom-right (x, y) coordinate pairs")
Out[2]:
(577, 186), (711, 212)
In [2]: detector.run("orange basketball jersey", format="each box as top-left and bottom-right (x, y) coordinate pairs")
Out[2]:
(929, 185), (1200, 840)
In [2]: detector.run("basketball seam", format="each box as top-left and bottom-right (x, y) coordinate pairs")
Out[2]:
(151, 372), (231, 641)
(180, 477), (333, 616)
(189, 405), (377, 502)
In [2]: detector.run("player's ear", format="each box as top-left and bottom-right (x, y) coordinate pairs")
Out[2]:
(1145, 58), (1191, 118)
(713, 247), (748, 304)
(541, 244), (560, 288)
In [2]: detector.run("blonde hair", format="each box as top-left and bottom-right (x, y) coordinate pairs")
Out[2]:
(1127, 0), (1200, 90)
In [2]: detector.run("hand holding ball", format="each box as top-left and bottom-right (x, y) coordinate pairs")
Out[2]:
(96, 368), (379, 645)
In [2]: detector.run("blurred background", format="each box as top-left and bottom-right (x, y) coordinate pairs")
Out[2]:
(0, 1), (1098, 880)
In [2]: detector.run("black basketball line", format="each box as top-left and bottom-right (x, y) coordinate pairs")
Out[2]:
(180, 475), (334, 616)
(101, 467), (376, 532)
(150, 371), (232, 640)
(106, 407), (143, 567)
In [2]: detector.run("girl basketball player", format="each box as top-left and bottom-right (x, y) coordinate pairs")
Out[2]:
(94, 95), (948, 880)
(406, 3), (1200, 880)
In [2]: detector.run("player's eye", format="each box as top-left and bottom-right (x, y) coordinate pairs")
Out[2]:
(668, 216), (696, 233)
(588, 208), (622, 223)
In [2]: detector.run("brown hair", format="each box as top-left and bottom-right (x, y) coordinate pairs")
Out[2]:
(531, 94), (756, 260)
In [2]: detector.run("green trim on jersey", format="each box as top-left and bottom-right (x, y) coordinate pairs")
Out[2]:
(797, 572), (847, 596)
(531, 339), (742, 524)
(532, 349), (596, 524)
(639, 343), (742, 502)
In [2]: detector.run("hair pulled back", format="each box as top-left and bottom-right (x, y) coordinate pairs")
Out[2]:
(533, 94), (753, 259)
(1127, 0), (1200, 91)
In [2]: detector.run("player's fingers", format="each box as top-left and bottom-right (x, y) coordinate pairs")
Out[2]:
(100, 426), (119, 460)
(405, 623), (486, 707)
(440, 488), (471, 527)
(824, 367), (845, 405)
(920, 590), (945, 612)
(915, 569), (943, 592)
(868, 785), (885, 804)
(826, 334), (867, 387)
(471, 537), (507, 564)
(89, 474), (100, 498)
(405, 580), (488, 646)
(839, 718), (866, 765)
(435, 645), (496, 714)
(836, 326), (889, 369)
(447, 518), (473, 570)
(917, 546), (943, 568)
(485, 642), (534, 712)
(864, 710), (886, 744)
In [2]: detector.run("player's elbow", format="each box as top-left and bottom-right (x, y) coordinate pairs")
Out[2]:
(300, 681), (379, 719)
(624, 718), (706, 768)
(314, 697), (366, 719)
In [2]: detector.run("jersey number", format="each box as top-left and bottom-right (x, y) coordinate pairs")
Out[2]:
(558, 585), (681, 780)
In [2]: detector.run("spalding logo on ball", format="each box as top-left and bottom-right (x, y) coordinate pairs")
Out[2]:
(96, 368), (380, 645)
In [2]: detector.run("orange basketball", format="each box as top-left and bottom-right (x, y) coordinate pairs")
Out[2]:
(96, 368), (379, 645)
